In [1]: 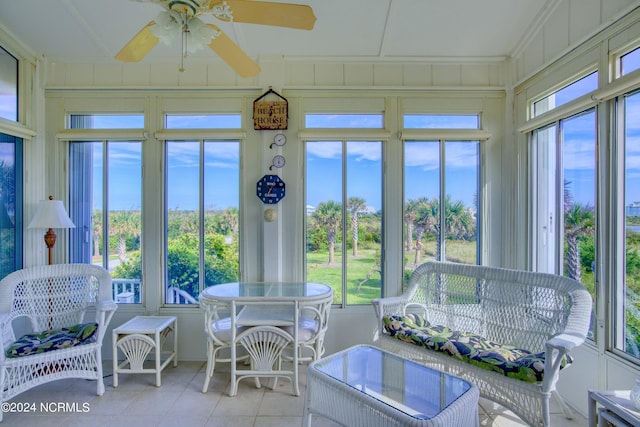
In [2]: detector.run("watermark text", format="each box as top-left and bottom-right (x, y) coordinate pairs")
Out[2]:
(1, 401), (90, 414)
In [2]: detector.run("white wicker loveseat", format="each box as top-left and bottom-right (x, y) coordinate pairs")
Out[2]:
(372, 261), (592, 427)
(0, 264), (117, 422)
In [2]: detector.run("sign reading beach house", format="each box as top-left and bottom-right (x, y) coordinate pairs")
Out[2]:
(253, 87), (288, 130)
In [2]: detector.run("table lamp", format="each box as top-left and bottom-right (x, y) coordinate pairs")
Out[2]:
(28, 196), (75, 265)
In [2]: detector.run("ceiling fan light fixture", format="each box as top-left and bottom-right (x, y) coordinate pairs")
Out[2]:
(150, 10), (218, 71)
(186, 17), (219, 53)
(150, 10), (181, 44)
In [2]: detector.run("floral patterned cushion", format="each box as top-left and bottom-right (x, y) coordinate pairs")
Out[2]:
(5, 322), (98, 358)
(382, 314), (572, 383)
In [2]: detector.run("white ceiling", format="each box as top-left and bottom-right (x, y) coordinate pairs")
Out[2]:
(0, 0), (554, 65)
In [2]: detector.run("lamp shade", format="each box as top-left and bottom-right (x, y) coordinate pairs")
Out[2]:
(28, 197), (75, 229)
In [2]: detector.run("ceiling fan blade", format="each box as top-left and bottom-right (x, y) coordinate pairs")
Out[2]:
(216, 1), (316, 30)
(207, 24), (261, 78)
(115, 21), (160, 62)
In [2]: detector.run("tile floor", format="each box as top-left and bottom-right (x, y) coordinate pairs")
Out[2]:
(0, 360), (588, 427)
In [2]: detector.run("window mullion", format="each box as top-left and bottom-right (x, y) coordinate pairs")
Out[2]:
(199, 139), (205, 294)
(555, 123), (564, 274)
(439, 139), (446, 262)
(103, 140), (109, 271)
(341, 139), (348, 307)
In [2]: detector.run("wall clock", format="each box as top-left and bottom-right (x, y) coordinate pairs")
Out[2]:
(256, 174), (286, 204)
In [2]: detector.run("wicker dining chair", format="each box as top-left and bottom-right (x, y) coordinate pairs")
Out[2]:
(231, 325), (298, 397)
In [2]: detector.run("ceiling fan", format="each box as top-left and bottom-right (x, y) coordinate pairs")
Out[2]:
(115, 0), (316, 76)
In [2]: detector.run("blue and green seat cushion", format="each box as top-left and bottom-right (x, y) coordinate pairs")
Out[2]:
(382, 314), (572, 383)
(5, 322), (98, 358)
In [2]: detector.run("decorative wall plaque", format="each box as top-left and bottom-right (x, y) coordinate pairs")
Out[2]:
(253, 87), (288, 130)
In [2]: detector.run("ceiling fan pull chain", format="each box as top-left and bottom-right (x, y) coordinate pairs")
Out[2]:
(180, 9), (188, 72)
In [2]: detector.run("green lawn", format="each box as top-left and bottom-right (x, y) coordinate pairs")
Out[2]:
(307, 240), (482, 305)
(306, 248), (382, 305)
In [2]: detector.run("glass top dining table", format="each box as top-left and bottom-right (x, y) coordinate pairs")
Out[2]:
(200, 282), (333, 302)
(199, 282), (334, 327)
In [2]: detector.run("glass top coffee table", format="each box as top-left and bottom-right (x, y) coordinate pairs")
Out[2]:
(304, 344), (479, 427)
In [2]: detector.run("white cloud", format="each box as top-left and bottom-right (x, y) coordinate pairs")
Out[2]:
(347, 141), (381, 161)
(563, 143), (595, 170)
(404, 142), (479, 170)
(306, 141), (343, 159)
(404, 143), (439, 170)
(445, 143), (479, 169)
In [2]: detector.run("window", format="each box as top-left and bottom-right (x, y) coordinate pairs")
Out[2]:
(403, 141), (480, 274)
(404, 115), (479, 129)
(69, 115), (143, 304)
(403, 115), (481, 283)
(621, 90), (640, 357)
(305, 114), (383, 306)
(531, 109), (597, 338)
(0, 46), (18, 122)
(68, 114), (144, 129)
(306, 114), (383, 128)
(165, 139), (240, 304)
(0, 133), (22, 278)
(533, 72), (598, 117)
(620, 47), (640, 76)
(165, 114), (241, 129)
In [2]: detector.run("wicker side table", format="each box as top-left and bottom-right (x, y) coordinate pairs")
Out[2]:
(304, 344), (479, 427)
(588, 389), (640, 426)
(112, 316), (178, 387)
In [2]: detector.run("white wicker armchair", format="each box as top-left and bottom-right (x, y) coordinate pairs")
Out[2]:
(372, 261), (592, 427)
(0, 264), (117, 421)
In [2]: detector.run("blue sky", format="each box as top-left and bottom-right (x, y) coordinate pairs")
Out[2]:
(78, 71), (640, 213)
(94, 115), (484, 212)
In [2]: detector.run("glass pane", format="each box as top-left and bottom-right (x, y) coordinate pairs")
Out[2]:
(621, 48), (640, 76)
(532, 126), (558, 274)
(70, 141), (142, 303)
(107, 142), (142, 303)
(166, 114), (241, 129)
(404, 115), (479, 129)
(444, 141), (479, 265)
(305, 114), (383, 128)
(624, 92), (640, 357)
(70, 142), (102, 266)
(166, 141), (201, 303)
(346, 141), (382, 304)
(0, 46), (17, 122)
(533, 72), (598, 117)
(561, 112), (596, 339)
(69, 114), (144, 129)
(306, 141), (343, 304)
(532, 112), (596, 339)
(203, 141), (240, 288)
(0, 135), (21, 278)
(404, 141), (440, 284)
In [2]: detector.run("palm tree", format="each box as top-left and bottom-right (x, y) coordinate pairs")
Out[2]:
(92, 210), (103, 258)
(222, 207), (239, 235)
(109, 210), (141, 263)
(411, 198), (436, 265)
(311, 201), (342, 265)
(564, 203), (594, 282)
(410, 196), (475, 264)
(446, 198), (475, 240)
(404, 199), (419, 252)
(0, 160), (15, 206)
(347, 197), (366, 256)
